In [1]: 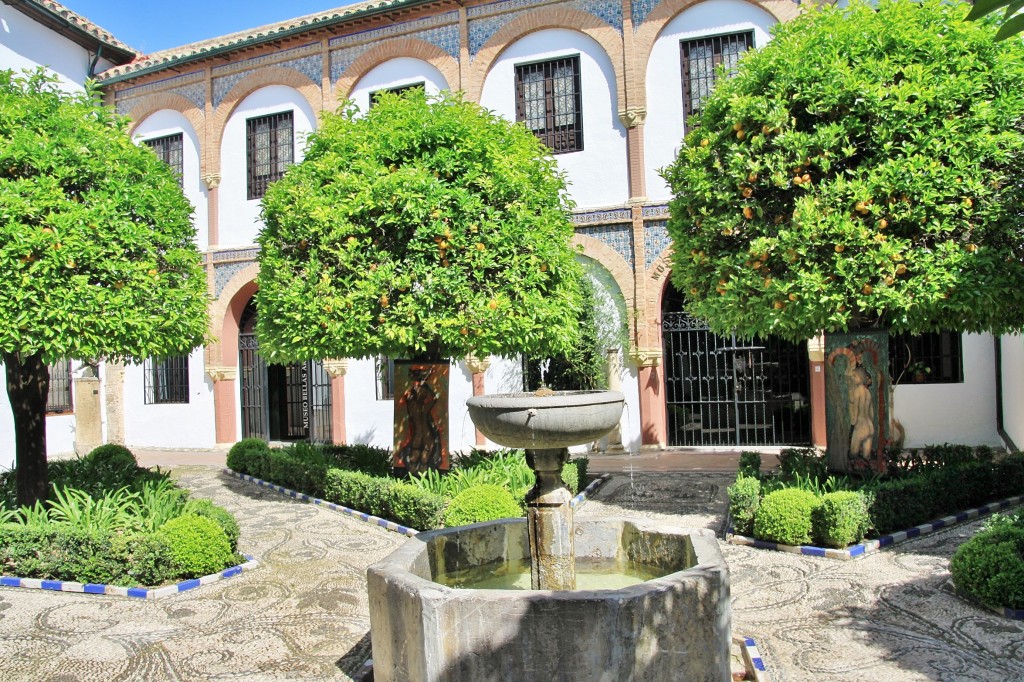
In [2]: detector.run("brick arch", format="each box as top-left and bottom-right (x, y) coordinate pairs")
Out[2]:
(572, 235), (636, 312)
(208, 67), (322, 175)
(647, 248), (675, 309)
(126, 93), (206, 142)
(467, 8), (625, 112)
(332, 38), (460, 106)
(631, 0), (794, 109)
(206, 263), (259, 369)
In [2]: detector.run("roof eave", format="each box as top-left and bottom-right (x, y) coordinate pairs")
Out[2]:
(2, 0), (137, 65)
(98, 0), (442, 86)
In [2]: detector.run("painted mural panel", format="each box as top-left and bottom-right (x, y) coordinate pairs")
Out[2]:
(393, 361), (450, 473)
(825, 329), (890, 471)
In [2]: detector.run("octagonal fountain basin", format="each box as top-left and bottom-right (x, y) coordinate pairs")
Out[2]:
(465, 390), (625, 449)
(367, 517), (732, 682)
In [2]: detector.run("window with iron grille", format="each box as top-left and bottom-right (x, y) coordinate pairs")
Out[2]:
(889, 331), (963, 384)
(144, 356), (190, 404)
(680, 31), (754, 121)
(246, 111), (294, 200)
(46, 360), (73, 413)
(376, 356), (395, 401)
(515, 56), (583, 154)
(370, 82), (425, 108)
(144, 133), (184, 186)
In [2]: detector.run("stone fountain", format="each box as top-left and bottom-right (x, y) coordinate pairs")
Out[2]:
(367, 390), (732, 681)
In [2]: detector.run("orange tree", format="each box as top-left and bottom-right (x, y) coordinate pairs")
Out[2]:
(0, 71), (208, 506)
(256, 91), (583, 439)
(662, 0), (1024, 345)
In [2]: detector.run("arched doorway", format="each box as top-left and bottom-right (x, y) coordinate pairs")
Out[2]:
(238, 298), (332, 443)
(661, 283), (811, 447)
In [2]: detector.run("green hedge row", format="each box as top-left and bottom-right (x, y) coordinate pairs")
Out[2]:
(322, 469), (446, 530)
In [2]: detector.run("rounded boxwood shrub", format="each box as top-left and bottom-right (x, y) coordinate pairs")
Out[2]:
(812, 491), (871, 548)
(728, 475), (761, 536)
(86, 444), (138, 471)
(753, 488), (820, 546)
(226, 438), (272, 478)
(183, 498), (241, 552)
(950, 516), (1024, 610)
(444, 484), (523, 527)
(157, 514), (236, 579)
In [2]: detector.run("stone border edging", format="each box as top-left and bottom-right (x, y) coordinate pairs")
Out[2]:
(226, 469), (612, 537)
(736, 635), (769, 682)
(0, 555), (259, 600)
(728, 494), (1024, 562)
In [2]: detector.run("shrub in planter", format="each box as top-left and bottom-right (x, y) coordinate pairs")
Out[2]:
(753, 488), (820, 546)
(868, 476), (934, 535)
(331, 444), (392, 477)
(266, 449), (324, 497)
(777, 448), (826, 482)
(183, 498), (241, 552)
(738, 452), (762, 479)
(812, 491), (871, 548)
(157, 514), (235, 579)
(444, 484), (523, 527)
(950, 515), (1024, 610)
(106, 531), (176, 586)
(386, 483), (446, 530)
(226, 438), (272, 478)
(992, 455), (1024, 500)
(323, 469), (391, 517)
(728, 475), (761, 536)
(86, 444), (138, 471)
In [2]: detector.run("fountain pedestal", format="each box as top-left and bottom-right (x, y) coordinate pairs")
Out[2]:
(525, 447), (574, 590)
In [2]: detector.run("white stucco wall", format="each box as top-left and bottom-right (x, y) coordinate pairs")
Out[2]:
(0, 6), (115, 91)
(344, 357), (395, 448)
(479, 28), (629, 209)
(643, 0), (777, 202)
(892, 333), (999, 447)
(217, 85), (317, 248)
(348, 57), (450, 112)
(132, 110), (209, 249)
(999, 334), (1024, 449)
(122, 348), (216, 449)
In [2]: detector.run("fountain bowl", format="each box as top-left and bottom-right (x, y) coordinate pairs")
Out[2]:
(367, 516), (732, 681)
(465, 390), (625, 449)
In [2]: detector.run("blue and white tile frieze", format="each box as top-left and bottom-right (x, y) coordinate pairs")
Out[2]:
(641, 204), (670, 219)
(329, 44), (375, 84)
(576, 223), (634, 270)
(214, 260), (257, 298)
(329, 11), (458, 50)
(631, 0), (661, 28)
(212, 52), (323, 108)
(115, 75), (206, 116)
(644, 220), (672, 269)
(211, 42), (320, 76)
(572, 208), (633, 224)
(469, 0), (622, 57)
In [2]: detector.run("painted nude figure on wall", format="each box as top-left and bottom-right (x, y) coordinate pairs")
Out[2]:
(397, 367), (441, 473)
(847, 364), (875, 460)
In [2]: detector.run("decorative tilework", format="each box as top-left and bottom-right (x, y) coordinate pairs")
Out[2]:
(577, 223), (634, 270)
(212, 247), (259, 262)
(330, 44), (375, 84)
(0, 556), (258, 599)
(214, 259), (256, 298)
(469, 0), (623, 57)
(572, 208), (632, 224)
(212, 52), (323, 108)
(569, 473), (610, 508)
(114, 75), (206, 116)
(211, 42), (320, 75)
(729, 494), (1024, 561)
(641, 204), (670, 219)
(329, 10), (458, 49)
(631, 0), (661, 28)
(738, 637), (769, 681)
(644, 220), (671, 269)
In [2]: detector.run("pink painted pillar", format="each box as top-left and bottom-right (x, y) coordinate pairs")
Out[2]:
(631, 348), (665, 451)
(323, 359), (349, 445)
(464, 355), (492, 447)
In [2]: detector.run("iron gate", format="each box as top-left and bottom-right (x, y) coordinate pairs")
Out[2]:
(662, 311), (811, 447)
(239, 332), (269, 441)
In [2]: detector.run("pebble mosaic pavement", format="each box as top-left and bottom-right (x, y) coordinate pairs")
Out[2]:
(0, 466), (1022, 681)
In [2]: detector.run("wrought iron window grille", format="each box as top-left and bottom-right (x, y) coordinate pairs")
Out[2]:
(144, 356), (190, 404)
(46, 360), (73, 414)
(889, 331), (963, 384)
(515, 55), (583, 154)
(369, 82), (425, 107)
(143, 133), (184, 186)
(376, 356), (396, 401)
(680, 31), (754, 122)
(246, 111), (294, 200)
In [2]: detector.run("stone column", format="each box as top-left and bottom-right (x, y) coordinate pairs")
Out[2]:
(73, 376), (103, 454)
(807, 334), (827, 448)
(526, 447), (575, 590)
(323, 359), (349, 445)
(207, 365), (237, 445)
(618, 107), (648, 202)
(103, 362), (126, 445)
(630, 347), (664, 451)
(203, 174), (221, 248)
(604, 348), (627, 453)
(464, 354), (492, 447)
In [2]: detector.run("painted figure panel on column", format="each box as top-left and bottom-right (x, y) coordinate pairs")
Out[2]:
(393, 361), (449, 473)
(825, 330), (890, 472)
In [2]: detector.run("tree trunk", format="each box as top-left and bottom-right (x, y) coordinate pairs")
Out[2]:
(4, 351), (50, 507)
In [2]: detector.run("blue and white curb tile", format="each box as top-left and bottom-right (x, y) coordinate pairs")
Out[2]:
(736, 635), (770, 682)
(729, 494), (1024, 561)
(0, 555), (259, 600)
(227, 469), (611, 535)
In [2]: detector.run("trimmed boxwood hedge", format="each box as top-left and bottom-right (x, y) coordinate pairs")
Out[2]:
(951, 515), (1024, 611)
(322, 469), (445, 530)
(444, 484), (522, 527)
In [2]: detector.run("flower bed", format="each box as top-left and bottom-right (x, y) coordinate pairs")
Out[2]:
(0, 445), (244, 587)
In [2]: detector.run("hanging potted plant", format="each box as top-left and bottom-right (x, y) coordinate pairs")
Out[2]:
(907, 361), (931, 383)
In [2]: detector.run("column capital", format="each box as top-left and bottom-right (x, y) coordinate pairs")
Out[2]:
(618, 107), (647, 129)
(807, 334), (825, 362)
(202, 173), (221, 190)
(323, 358), (349, 378)
(464, 353), (492, 375)
(206, 365), (237, 382)
(629, 347), (662, 368)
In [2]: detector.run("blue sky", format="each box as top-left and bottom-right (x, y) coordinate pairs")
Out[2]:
(65, 1), (363, 54)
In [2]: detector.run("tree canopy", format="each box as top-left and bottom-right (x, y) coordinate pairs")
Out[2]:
(256, 90), (584, 362)
(966, 0), (1024, 40)
(662, 0), (1024, 343)
(0, 70), (209, 363)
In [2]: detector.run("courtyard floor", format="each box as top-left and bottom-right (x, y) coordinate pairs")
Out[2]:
(0, 454), (1021, 681)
